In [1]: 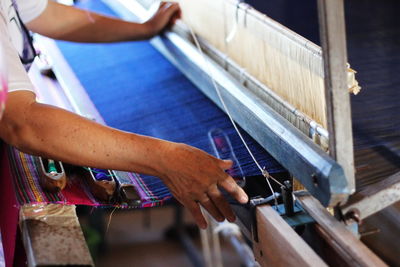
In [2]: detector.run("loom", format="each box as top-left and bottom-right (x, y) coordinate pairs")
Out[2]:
(1, 0), (399, 266)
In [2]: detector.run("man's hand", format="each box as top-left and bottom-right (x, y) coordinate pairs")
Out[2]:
(145, 2), (181, 37)
(158, 142), (248, 229)
(27, 1), (181, 43)
(4, 90), (247, 230)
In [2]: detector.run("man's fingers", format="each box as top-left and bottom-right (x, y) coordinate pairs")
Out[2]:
(199, 195), (224, 222)
(161, 2), (179, 15)
(218, 177), (248, 204)
(185, 200), (207, 229)
(219, 159), (233, 170)
(208, 185), (236, 222)
(156, 2), (180, 28)
(166, 3), (181, 22)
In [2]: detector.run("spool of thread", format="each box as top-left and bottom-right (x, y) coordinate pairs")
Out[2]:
(47, 159), (58, 174)
(92, 168), (112, 181)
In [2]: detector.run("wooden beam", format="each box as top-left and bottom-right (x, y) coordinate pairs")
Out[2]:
(253, 205), (327, 267)
(20, 204), (94, 267)
(296, 192), (387, 267)
(317, 0), (355, 194)
(342, 171), (400, 220)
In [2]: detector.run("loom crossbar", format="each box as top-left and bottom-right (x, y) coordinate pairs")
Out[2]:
(104, 0), (350, 206)
(153, 32), (349, 206)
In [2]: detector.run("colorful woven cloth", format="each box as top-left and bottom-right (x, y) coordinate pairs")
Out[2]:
(7, 146), (172, 208)
(4, 0), (285, 210)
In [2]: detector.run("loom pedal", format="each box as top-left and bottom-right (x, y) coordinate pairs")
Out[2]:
(37, 157), (67, 193)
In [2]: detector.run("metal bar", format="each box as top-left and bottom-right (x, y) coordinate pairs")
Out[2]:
(342, 171), (400, 220)
(33, 36), (105, 125)
(154, 33), (349, 206)
(222, 234), (257, 267)
(174, 206), (204, 267)
(104, 0), (330, 145)
(38, 0), (351, 205)
(104, 0), (350, 207)
(317, 0), (355, 193)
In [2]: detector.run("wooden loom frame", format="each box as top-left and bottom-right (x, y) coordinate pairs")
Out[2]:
(16, 0), (398, 266)
(104, 0), (350, 207)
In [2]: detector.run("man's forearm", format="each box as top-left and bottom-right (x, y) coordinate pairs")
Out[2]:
(1, 92), (167, 175)
(1, 92), (248, 228)
(27, 1), (154, 42)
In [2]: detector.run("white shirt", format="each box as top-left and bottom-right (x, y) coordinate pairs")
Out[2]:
(0, 0), (48, 93)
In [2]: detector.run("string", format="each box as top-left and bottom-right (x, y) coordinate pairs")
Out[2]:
(187, 27), (281, 205)
(149, 1), (284, 195)
(105, 207), (117, 235)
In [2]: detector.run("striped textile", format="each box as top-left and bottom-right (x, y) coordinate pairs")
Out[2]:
(6, 146), (172, 208)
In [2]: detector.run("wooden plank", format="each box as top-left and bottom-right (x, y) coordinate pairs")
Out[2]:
(20, 204), (94, 267)
(317, 0), (355, 194)
(342, 171), (400, 220)
(296, 192), (387, 267)
(360, 202), (400, 266)
(253, 205), (327, 267)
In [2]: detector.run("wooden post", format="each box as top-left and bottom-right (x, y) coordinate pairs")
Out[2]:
(317, 0), (355, 195)
(253, 205), (327, 267)
(296, 192), (387, 266)
(20, 204), (94, 267)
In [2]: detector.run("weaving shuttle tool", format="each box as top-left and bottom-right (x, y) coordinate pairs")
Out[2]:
(37, 157), (67, 193)
(83, 167), (116, 201)
(112, 171), (142, 207)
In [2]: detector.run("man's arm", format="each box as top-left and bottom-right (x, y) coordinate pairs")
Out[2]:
(26, 1), (180, 42)
(1, 91), (248, 228)
(13, 1), (247, 228)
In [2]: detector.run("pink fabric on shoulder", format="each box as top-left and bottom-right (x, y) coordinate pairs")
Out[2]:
(0, 44), (7, 119)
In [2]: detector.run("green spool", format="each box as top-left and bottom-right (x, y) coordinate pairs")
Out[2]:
(47, 159), (57, 174)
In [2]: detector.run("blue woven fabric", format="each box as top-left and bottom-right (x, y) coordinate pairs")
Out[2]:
(55, 0), (284, 182)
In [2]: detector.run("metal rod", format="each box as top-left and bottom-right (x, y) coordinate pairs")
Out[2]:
(42, 0), (351, 206)
(175, 205), (205, 267)
(151, 33), (348, 206)
(222, 232), (258, 267)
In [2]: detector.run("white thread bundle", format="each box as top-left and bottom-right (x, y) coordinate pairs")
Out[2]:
(177, 0), (360, 128)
